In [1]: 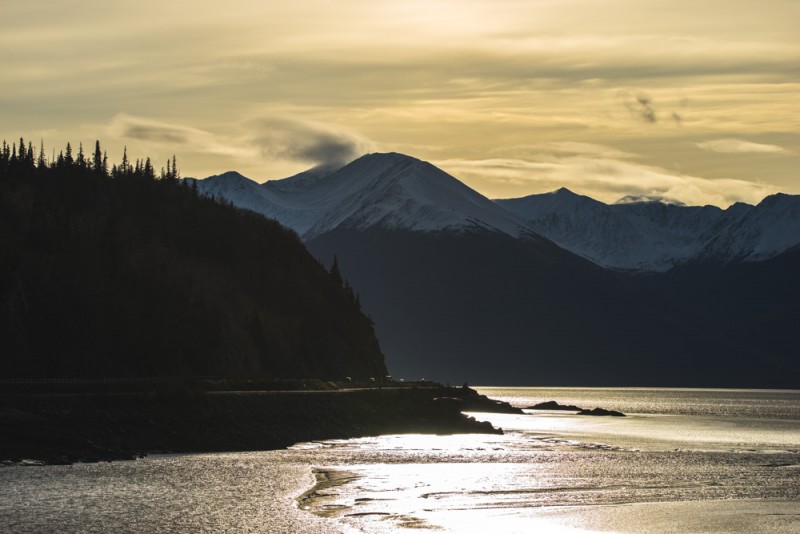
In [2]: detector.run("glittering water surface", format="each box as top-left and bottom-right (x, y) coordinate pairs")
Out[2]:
(1, 388), (798, 533)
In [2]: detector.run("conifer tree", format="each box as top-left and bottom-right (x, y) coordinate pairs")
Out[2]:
(76, 143), (86, 168)
(92, 141), (103, 174)
(144, 157), (154, 180)
(330, 255), (343, 286)
(64, 143), (74, 166)
(121, 146), (129, 175)
(37, 140), (46, 168)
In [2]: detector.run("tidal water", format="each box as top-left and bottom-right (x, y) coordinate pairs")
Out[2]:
(1, 388), (798, 533)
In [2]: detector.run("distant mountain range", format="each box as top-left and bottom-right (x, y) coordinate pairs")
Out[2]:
(498, 188), (800, 271)
(189, 153), (799, 387)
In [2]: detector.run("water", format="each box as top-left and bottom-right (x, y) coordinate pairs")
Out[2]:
(1, 388), (798, 533)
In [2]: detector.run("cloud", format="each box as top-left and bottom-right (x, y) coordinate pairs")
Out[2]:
(636, 94), (657, 124)
(108, 113), (375, 171)
(623, 92), (658, 124)
(246, 117), (375, 168)
(490, 142), (638, 160)
(437, 155), (776, 207)
(108, 114), (250, 158)
(696, 138), (787, 154)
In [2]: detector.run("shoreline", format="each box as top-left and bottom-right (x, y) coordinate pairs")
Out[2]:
(297, 468), (362, 518)
(0, 384), (517, 465)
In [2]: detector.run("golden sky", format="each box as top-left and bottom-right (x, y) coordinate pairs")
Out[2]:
(3, 0), (798, 206)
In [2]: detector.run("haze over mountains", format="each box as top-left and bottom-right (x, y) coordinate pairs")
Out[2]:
(191, 153), (800, 387)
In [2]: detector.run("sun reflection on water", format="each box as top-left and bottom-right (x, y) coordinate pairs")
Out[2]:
(296, 397), (800, 533)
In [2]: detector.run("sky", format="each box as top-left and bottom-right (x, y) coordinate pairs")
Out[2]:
(3, 0), (798, 206)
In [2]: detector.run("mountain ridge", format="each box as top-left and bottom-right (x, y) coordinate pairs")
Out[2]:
(191, 154), (798, 272)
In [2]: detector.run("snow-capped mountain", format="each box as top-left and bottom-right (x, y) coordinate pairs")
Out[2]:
(696, 193), (800, 263)
(191, 153), (799, 272)
(496, 189), (725, 271)
(497, 189), (799, 271)
(497, 188), (698, 271)
(192, 153), (528, 240)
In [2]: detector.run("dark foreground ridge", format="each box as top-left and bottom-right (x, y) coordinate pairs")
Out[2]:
(0, 380), (517, 465)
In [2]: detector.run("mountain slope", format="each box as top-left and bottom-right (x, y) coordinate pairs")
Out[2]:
(0, 165), (386, 379)
(307, 228), (769, 386)
(641, 244), (800, 369)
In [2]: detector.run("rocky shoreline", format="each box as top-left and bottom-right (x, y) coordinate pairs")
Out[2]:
(0, 384), (517, 465)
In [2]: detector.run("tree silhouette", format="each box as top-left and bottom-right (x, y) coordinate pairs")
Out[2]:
(93, 141), (103, 173)
(76, 143), (86, 168)
(330, 255), (343, 286)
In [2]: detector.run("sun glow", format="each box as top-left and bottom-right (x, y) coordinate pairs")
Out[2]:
(3, 0), (798, 202)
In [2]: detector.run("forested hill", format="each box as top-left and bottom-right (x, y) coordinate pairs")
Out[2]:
(0, 139), (386, 380)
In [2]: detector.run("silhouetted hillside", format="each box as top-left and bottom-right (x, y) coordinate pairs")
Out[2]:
(639, 245), (800, 372)
(307, 228), (774, 387)
(0, 139), (386, 380)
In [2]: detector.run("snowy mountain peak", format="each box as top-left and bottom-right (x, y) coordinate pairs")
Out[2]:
(193, 170), (260, 194)
(552, 187), (577, 196)
(758, 192), (798, 210)
(296, 152), (527, 239)
(697, 193), (800, 263)
(192, 152), (528, 240)
(190, 170), (253, 187)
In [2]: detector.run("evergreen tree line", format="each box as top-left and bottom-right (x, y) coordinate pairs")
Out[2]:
(0, 137), (385, 380)
(1, 137), (179, 182)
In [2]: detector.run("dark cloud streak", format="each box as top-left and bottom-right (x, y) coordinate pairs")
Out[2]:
(122, 124), (192, 144)
(635, 94), (657, 124)
(247, 117), (374, 168)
